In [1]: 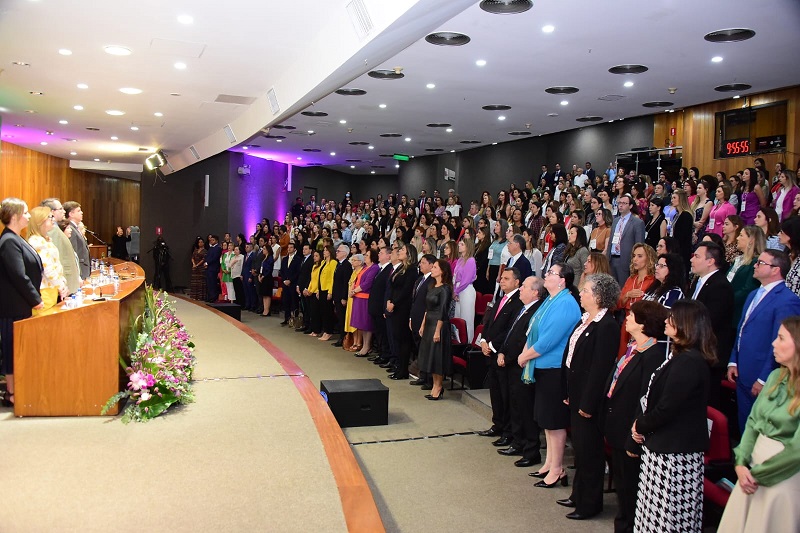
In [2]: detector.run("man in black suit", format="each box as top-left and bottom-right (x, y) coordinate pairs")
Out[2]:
(477, 267), (524, 443)
(689, 241), (735, 408)
(295, 243), (314, 332)
(242, 243), (256, 311)
(387, 243), (417, 379)
(584, 161), (596, 182)
(204, 235), (222, 303)
(279, 241), (301, 326)
(539, 165), (553, 189)
(553, 163), (564, 181)
(368, 246), (393, 364)
(497, 275), (545, 466)
(331, 244), (353, 346)
(409, 254), (435, 387)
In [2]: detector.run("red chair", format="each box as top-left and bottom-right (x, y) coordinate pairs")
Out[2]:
(449, 317), (469, 390)
(705, 406), (731, 465)
(475, 293), (493, 322)
(471, 324), (484, 349)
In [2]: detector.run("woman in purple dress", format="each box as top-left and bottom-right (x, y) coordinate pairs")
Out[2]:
(350, 249), (379, 356)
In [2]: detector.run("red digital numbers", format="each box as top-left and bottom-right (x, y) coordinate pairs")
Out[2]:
(724, 139), (750, 157)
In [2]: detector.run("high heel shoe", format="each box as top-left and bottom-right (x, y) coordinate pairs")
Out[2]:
(528, 470), (550, 478)
(534, 470), (568, 488)
(1, 392), (14, 408)
(425, 389), (444, 401)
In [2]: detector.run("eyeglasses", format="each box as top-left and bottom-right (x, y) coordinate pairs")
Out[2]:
(545, 269), (563, 278)
(755, 259), (778, 268)
(655, 263), (668, 269)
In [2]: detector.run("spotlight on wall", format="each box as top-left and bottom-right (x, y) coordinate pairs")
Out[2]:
(145, 150), (166, 170)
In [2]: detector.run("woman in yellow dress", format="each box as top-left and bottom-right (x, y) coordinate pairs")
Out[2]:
(27, 206), (69, 313)
(343, 254), (364, 351)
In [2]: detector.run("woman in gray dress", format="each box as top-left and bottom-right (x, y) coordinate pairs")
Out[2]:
(416, 259), (453, 401)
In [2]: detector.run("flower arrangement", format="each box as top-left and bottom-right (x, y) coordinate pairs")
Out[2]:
(102, 286), (196, 422)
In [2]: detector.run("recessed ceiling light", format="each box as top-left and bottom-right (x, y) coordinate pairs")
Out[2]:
(12, 61), (30, 66)
(371, 170), (376, 174)
(104, 45), (132, 56)
(73, 105), (84, 111)
(330, 152), (336, 156)
(46, 131), (54, 135)
(77, 83), (89, 89)
(395, 164), (400, 168)
(446, 128), (453, 133)
(130, 126), (139, 131)
(623, 81), (634, 88)
(94, 158), (101, 162)
(542, 25), (555, 33)
(174, 62), (187, 70)
(498, 115), (506, 121)
(378, 104), (386, 109)
(58, 49), (72, 56)
(404, 137), (411, 142)
(307, 130), (314, 134)
(668, 109), (675, 113)
(177, 14), (194, 24)
(711, 56), (723, 63)
(105, 110), (125, 116)
(25, 109), (37, 114)
(119, 87), (142, 95)
(242, 146), (248, 150)
(426, 83), (436, 89)
(276, 139), (282, 143)
(40, 141), (48, 146)
(560, 100), (569, 106)
(350, 165), (355, 169)
(154, 112), (163, 117)
(297, 157), (302, 160)
(492, 142), (498, 145)
(70, 151), (77, 156)
(110, 136), (119, 140)
(368, 145), (374, 150)
(733, 95), (741, 99)
(339, 119), (347, 124)
(59, 120), (68, 125)
(475, 59), (487, 67)
(450, 150), (455, 153)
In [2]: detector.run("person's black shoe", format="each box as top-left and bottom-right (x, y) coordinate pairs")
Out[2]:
(409, 378), (425, 386)
(354, 352), (370, 358)
(385, 366), (397, 373)
(492, 436), (513, 447)
(279, 321), (289, 326)
(367, 356), (380, 362)
(556, 498), (576, 508)
(477, 428), (502, 437)
(497, 446), (522, 456)
(565, 511), (599, 520)
(389, 373), (409, 380)
(372, 357), (388, 365)
(514, 456), (542, 468)
(379, 361), (394, 369)
(332, 341), (344, 347)
(421, 384), (433, 391)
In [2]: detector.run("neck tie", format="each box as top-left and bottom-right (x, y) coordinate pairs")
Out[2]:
(691, 278), (703, 300)
(503, 306), (529, 345)
(494, 295), (508, 318)
(507, 256), (515, 268)
(414, 276), (425, 297)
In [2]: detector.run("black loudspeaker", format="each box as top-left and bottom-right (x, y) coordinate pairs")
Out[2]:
(207, 302), (241, 321)
(320, 379), (389, 428)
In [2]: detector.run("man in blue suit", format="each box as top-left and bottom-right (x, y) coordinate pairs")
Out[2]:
(204, 235), (222, 302)
(727, 250), (800, 432)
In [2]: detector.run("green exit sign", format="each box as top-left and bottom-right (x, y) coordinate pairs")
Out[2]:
(393, 154), (410, 161)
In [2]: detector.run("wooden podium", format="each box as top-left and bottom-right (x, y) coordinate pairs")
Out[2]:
(13, 259), (146, 417)
(88, 244), (108, 260)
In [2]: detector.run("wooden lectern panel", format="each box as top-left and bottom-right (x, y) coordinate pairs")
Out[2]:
(88, 244), (108, 260)
(13, 259), (145, 417)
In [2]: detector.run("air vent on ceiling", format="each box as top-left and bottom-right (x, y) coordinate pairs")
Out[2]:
(380, 133), (402, 137)
(426, 123), (452, 128)
(137, 147), (150, 152)
(290, 130), (314, 136)
(704, 28), (755, 43)
(272, 124), (296, 130)
(307, 163), (322, 166)
(346, 159), (363, 162)
(303, 148), (321, 152)
(223, 124), (236, 143)
(301, 110), (328, 117)
(189, 145), (200, 160)
(460, 140), (481, 144)
(346, 0), (374, 40)
(545, 86), (579, 95)
(85, 127), (100, 131)
(425, 32), (471, 46)
(576, 116), (604, 122)
(215, 94), (256, 105)
(368, 69), (404, 80)
(598, 94), (625, 101)
(267, 87), (280, 115)
(335, 88), (367, 96)
(715, 83), (752, 92)
(425, 149), (444, 152)
(508, 131), (532, 136)
(482, 104), (511, 111)
(547, 113), (559, 117)
(608, 64), (649, 75)
(479, 0), (533, 14)
(349, 141), (370, 145)
(371, 165), (386, 169)
(642, 101), (674, 108)
(379, 154), (394, 157)
(263, 134), (285, 139)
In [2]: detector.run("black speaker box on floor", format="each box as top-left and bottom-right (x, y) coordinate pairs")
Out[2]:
(320, 379), (389, 428)
(207, 302), (241, 321)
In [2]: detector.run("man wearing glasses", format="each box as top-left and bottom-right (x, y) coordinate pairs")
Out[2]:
(606, 193), (645, 286)
(40, 198), (81, 295)
(727, 250), (800, 432)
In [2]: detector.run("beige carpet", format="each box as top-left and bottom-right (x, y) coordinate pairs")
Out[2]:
(0, 299), (347, 533)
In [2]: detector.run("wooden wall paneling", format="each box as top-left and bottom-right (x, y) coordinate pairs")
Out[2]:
(656, 86), (800, 178)
(0, 141), (140, 243)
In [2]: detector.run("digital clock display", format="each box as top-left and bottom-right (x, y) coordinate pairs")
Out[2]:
(721, 138), (750, 158)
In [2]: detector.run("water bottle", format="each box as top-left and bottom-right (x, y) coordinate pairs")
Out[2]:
(113, 274), (120, 295)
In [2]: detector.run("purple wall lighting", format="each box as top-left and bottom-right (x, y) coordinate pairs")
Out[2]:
(232, 153), (291, 236)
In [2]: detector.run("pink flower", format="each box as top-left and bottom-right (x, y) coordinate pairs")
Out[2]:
(129, 371), (149, 391)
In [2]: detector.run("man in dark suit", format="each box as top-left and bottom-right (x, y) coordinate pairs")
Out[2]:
(387, 244), (416, 379)
(242, 243), (256, 311)
(477, 267), (523, 443)
(204, 235), (222, 303)
(295, 243), (314, 332)
(368, 246), (393, 364)
(584, 161), (596, 182)
(495, 232), (532, 300)
(63, 201), (90, 280)
(497, 276), (545, 466)
(606, 194), (646, 286)
(539, 165), (553, 189)
(251, 237), (266, 314)
(689, 241), (735, 408)
(331, 244), (353, 346)
(409, 254), (435, 387)
(553, 163), (564, 181)
(728, 250), (800, 431)
(279, 241), (301, 326)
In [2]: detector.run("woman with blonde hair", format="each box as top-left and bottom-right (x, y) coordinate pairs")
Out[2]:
(727, 226), (765, 327)
(27, 206), (69, 313)
(577, 252), (611, 291)
(718, 316), (800, 532)
(670, 189), (694, 274)
(617, 243), (656, 354)
(453, 237), (477, 343)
